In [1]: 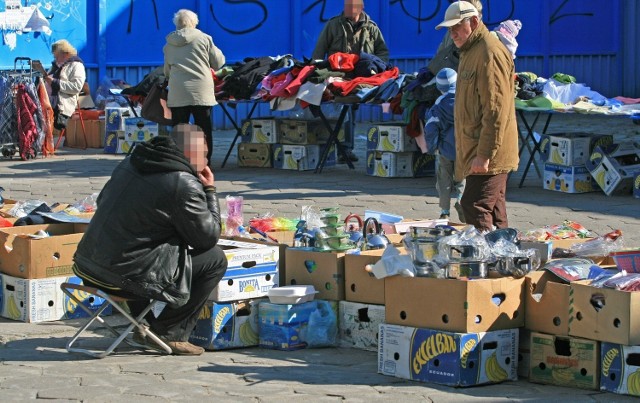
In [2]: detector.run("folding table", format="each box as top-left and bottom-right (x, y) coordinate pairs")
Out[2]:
(219, 100), (260, 168)
(516, 107), (554, 188)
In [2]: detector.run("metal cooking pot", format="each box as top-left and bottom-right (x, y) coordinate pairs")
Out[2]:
(494, 256), (534, 278)
(485, 227), (520, 246)
(410, 225), (458, 240)
(446, 261), (488, 279)
(447, 244), (482, 261)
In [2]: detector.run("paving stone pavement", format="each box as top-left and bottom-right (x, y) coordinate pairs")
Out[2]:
(0, 113), (639, 401)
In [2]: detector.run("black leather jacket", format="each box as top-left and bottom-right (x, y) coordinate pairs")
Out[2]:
(73, 137), (221, 307)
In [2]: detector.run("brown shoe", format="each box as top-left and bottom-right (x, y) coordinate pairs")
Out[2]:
(165, 341), (204, 356)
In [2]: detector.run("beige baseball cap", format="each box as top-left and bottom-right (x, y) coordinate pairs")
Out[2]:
(436, 1), (479, 30)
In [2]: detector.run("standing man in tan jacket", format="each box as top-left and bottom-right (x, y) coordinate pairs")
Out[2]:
(435, 1), (519, 232)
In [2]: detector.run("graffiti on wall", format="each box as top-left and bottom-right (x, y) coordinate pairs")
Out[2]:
(127, 0), (160, 33)
(209, 0), (267, 35)
(0, 0), (85, 54)
(549, 0), (594, 24)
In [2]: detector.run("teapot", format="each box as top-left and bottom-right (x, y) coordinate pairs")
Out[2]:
(361, 217), (390, 250)
(344, 213), (364, 243)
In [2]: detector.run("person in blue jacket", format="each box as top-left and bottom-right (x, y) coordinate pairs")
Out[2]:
(424, 68), (465, 222)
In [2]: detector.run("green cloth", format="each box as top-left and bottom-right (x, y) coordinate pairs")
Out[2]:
(552, 72), (576, 84)
(525, 95), (565, 109)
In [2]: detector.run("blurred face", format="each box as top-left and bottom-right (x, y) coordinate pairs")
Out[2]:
(344, 0), (364, 22)
(178, 126), (208, 172)
(53, 51), (69, 66)
(449, 16), (477, 48)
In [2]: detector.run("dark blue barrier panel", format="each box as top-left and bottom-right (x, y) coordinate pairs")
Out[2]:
(0, 1), (629, 108)
(0, 1), (621, 68)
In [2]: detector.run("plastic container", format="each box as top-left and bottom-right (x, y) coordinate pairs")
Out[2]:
(267, 285), (318, 304)
(364, 210), (403, 224)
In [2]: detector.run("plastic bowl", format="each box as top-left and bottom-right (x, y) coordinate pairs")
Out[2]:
(320, 214), (341, 226)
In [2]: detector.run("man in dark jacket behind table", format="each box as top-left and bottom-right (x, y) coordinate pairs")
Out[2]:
(73, 124), (228, 356)
(435, 1), (518, 232)
(312, 0), (389, 163)
(312, 0), (389, 63)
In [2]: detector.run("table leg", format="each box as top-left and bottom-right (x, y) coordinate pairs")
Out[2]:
(518, 111), (539, 158)
(314, 104), (354, 173)
(518, 112), (553, 188)
(220, 102), (258, 168)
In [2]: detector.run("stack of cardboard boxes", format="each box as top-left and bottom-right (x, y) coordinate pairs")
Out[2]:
(0, 202), (107, 323)
(103, 107), (159, 154)
(2, 199), (639, 396)
(276, 226), (640, 395)
(237, 118), (337, 170)
(187, 238), (280, 351)
(522, 241), (640, 396)
(539, 132), (613, 193)
(585, 141), (640, 196)
(366, 124), (435, 178)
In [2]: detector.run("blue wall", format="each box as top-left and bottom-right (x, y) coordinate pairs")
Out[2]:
(1, 0), (636, 128)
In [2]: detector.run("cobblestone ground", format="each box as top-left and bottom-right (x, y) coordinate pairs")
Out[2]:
(0, 111), (638, 401)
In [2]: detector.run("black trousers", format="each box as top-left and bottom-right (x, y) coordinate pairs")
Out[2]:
(128, 245), (228, 342)
(171, 105), (213, 163)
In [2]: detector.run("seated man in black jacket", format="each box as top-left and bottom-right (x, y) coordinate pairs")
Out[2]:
(73, 124), (227, 356)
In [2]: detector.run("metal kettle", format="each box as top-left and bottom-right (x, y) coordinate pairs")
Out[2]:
(361, 217), (390, 250)
(344, 213), (364, 243)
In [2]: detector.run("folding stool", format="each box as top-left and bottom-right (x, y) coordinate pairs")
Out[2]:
(60, 282), (172, 358)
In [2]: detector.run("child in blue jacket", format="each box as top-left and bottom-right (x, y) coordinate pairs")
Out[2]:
(424, 68), (465, 222)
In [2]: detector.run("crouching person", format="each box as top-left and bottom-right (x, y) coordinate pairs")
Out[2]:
(73, 124), (228, 355)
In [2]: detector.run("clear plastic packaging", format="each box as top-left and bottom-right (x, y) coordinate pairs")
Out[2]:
(65, 193), (99, 214)
(570, 229), (624, 256)
(603, 272), (640, 291)
(437, 225), (492, 263)
(224, 196), (244, 236)
(8, 199), (47, 218)
(300, 205), (323, 229)
(490, 238), (541, 278)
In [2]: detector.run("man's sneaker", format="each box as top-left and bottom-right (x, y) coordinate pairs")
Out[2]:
(164, 341), (205, 356)
(439, 209), (450, 220)
(454, 202), (466, 223)
(338, 150), (359, 163)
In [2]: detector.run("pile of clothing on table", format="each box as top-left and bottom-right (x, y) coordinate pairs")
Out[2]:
(213, 52), (433, 138)
(515, 71), (640, 115)
(215, 52), (409, 106)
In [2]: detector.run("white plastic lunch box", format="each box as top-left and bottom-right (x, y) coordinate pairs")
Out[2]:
(267, 285), (318, 304)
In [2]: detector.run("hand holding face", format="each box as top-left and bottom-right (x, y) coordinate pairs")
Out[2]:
(199, 166), (215, 187)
